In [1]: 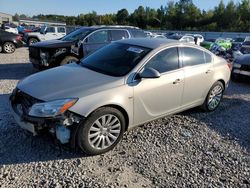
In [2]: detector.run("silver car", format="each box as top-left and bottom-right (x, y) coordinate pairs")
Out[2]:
(10, 38), (231, 155)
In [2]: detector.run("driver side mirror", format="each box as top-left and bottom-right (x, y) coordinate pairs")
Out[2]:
(139, 68), (161, 79)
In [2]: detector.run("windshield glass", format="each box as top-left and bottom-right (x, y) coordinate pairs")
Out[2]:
(80, 43), (151, 77)
(61, 28), (92, 42)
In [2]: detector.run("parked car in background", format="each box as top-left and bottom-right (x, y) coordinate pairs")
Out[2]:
(231, 37), (245, 49)
(232, 54), (250, 80)
(239, 41), (250, 54)
(0, 29), (23, 53)
(10, 38), (231, 155)
(29, 26), (146, 70)
(151, 34), (167, 39)
(200, 39), (216, 50)
(23, 25), (66, 45)
(3, 26), (18, 34)
(167, 34), (195, 44)
(201, 38), (232, 50)
(185, 34), (204, 45)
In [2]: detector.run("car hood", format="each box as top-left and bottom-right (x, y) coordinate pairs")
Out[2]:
(17, 63), (124, 101)
(235, 54), (250, 65)
(31, 39), (74, 48)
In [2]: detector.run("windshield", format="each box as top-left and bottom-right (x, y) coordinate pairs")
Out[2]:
(61, 28), (92, 42)
(80, 43), (151, 77)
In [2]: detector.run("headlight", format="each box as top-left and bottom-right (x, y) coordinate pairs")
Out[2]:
(233, 63), (241, 68)
(28, 98), (78, 117)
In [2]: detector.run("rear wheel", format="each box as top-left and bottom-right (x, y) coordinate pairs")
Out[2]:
(77, 107), (125, 155)
(60, 56), (79, 66)
(201, 81), (224, 112)
(28, 38), (39, 46)
(3, 42), (15, 53)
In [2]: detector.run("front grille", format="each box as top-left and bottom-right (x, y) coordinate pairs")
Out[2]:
(241, 65), (250, 72)
(29, 47), (40, 60)
(14, 90), (42, 115)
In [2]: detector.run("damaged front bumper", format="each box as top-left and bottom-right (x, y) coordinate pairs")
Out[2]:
(9, 89), (84, 144)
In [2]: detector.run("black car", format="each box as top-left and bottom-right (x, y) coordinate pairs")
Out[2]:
(232, 54), (250, 80)
(29, 26), (146, 70)
(239, 41), (250, 54)
(0, 29), (23, 53)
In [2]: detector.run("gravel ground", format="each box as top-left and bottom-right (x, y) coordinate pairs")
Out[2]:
(0, 47), (249, 188)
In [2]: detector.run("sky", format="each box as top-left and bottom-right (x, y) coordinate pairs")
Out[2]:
(0, 0), (240, 16)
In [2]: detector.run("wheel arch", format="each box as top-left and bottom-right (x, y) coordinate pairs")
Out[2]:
(88, 104), (130, 131)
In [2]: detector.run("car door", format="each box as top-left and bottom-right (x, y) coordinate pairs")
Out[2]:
(133, 47), (184, 125)
(110, 29), (129, 41)
(180, 47), (214, 107)
(82, 30), (110, 56)
(57, 27), (66, 38)
(44, 27), (59, 40)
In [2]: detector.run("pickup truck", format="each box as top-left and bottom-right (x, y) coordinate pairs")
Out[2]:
(23, 26), (66, 45)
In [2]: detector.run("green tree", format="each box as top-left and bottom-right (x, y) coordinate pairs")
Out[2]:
(116, 9), (129, 25)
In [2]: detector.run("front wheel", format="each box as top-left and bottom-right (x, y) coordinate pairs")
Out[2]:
(28, 38), (38, 46)
(3, 42), (15, 53)
(77, 107), (126, 155)
(201, 81), (224, 112)
(60, 56), (79, 66)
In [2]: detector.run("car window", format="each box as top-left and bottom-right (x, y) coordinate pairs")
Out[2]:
(110, 30), (129, 41)
(86, 30), (108, 43)
(182, 47), (206, 67)
(47, 27), (55, 33)
(145, 48), (179, 73)
(204, 52), (212, 63)
(58, 27), (65, 33)
(187, 37), (194, 42)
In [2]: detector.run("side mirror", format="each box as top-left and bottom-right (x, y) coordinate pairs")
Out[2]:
(139, 68), (161, 79)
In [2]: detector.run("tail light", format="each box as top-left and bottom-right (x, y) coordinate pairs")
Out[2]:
(227, 62), (232, 70)
(16, 35), (22, 41)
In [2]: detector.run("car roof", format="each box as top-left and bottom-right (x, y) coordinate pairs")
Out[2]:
(90, 25), (140, 30)
(116, 38), (181, 49)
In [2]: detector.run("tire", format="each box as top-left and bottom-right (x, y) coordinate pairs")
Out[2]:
(201, 81), (224, 112)
(28, 38), (39, 46)
(60, 56), (79, 66)
(0, 45), (2, 53)
(77, 107), (126, 155)
(3, 42), (15, 53)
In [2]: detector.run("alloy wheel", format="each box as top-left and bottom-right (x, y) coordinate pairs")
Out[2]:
(4, 42), (15, 53)
(88, 114), (121, 150)
(207, 85), (223, 110)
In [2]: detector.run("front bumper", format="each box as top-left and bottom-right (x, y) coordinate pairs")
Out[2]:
(14, 40), (23, 48)
(10, 101), (37, 135)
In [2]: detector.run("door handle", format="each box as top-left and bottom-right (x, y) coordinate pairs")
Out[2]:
(173, 79), (181, 84)
(206, 69), (212, 74)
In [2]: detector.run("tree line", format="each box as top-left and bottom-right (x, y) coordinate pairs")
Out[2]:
(13, 0), (250, 32)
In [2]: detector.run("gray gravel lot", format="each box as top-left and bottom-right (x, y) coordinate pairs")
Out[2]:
(0, 47), (249, 187)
